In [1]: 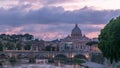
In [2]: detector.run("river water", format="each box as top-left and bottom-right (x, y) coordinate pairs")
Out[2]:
(2, 59), (83, 68)
(3, 64), (81, 68)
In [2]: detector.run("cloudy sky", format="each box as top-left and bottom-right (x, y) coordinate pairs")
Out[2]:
(0, 0), (120, 40)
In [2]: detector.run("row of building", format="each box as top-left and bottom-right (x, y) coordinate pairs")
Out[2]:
(3, 24), (100, 52)
(33, 24), (100, 52)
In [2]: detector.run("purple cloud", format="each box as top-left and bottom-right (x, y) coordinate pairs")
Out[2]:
(0, 6), (120, 26)
(0, 6), (120, 40)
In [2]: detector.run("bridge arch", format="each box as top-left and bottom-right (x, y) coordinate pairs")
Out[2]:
(54, 54), (67, 60)
(35, 54), (48, 59)
(0, 53), (8, 59)
(54, 54), (67, 63)
(74, 54), (87, 60)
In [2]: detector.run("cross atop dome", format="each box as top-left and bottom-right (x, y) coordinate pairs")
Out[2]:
(75, 24), (78, 27)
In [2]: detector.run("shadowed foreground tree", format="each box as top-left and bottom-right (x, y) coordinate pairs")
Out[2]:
(99, 16), (120, 63)
(0, 42), (3, 51)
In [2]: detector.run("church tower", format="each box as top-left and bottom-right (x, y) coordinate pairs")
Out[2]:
(71, 24), (82, 39)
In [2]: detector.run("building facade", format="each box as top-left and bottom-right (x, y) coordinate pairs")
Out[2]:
(60, 24), (90, 51)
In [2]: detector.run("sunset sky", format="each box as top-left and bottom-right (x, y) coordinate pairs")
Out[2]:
(0, 0), (120, 40)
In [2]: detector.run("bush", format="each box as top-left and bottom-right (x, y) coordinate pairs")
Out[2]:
(9, 57), (16, 63)
(73, 58), (86, 64)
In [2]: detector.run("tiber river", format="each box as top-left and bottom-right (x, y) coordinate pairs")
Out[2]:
(2, 59), (83, 68)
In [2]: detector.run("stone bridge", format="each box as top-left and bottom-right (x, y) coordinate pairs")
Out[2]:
(4, 50), (91, 60)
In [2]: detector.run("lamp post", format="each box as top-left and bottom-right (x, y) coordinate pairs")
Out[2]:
(68, 42), (73, 62)
(85, 52), (90, 61)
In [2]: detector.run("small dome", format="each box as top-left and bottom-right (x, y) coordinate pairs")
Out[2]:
(64, 35), (72, 42)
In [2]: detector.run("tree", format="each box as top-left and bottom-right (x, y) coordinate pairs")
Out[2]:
(86, 41), (98, 46)
(24, 45), (31, 50)
(24, 33), (33, 40)
(86, 41), (98, 51)
(45, 46), (55, 51)
(16, 42), (22, 50)
(0, 42), (3, 51)
(99, 16), (120, 63)
(5, 42), (14, 50)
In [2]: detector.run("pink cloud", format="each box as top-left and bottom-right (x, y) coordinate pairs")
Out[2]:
(86, 31), (100, 39)
(88, 24), (105, 28)
(0, 24), (105, 40)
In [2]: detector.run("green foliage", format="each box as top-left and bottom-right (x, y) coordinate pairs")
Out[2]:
(45, 46), (55, 51)
(0, 33), (34, 42)
(99, 16), (120, 63)
(86, 41), (98, 46)
(5, 42), (14, 50)
(85, 66), (89, 68)
(23, 33), (33, 40)
(29, 58), (36, 63)
(0, 42), (3, 51)
(24, 45), (31, 50)
(0, 33), (34, 50)
(9, 57), (16, 63)
(16, 42), (22, 50)
(73, 58), (86, 64)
